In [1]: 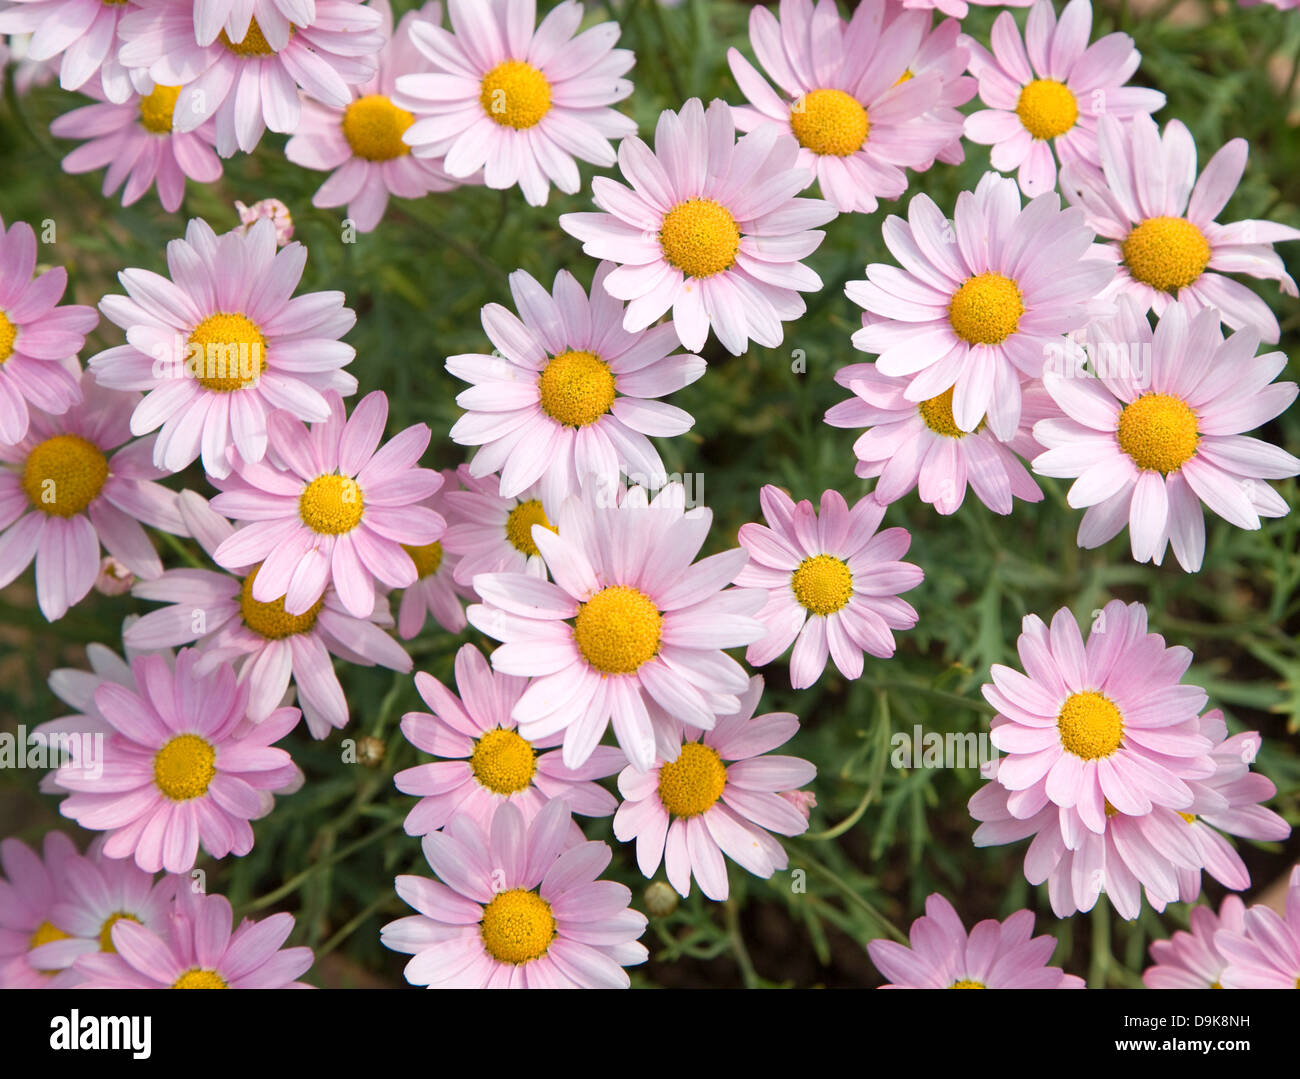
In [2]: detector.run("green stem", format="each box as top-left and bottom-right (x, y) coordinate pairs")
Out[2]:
(780, 840), (907, 944)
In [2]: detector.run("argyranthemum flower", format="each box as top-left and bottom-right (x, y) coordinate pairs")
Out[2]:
(825, 361), (1052, 515)
(1061, 113), (1300, 343)
(74, 886), (314, 988)
(725, 0), (963, 214)
(0, 215), (98, 444)
(1215, 866), (1300, 989)
(867, 893), (1083, 988)
(126, 490), (411, 739)
(736, 486), (921, 690)
(234, 198), (294, 245)
(50, 82), (222, 214)
(894, 6), (977, 170)
(0, 371), (186, 621)
(1033, 298), (1299, 572)
(118, 0), (384, 157)
(89, 216), (358, 479)
(0, 0), (142, 101)
(0, 831), (77, 988)
(963, 0), (1165, 197)
(210, 390), (443, 620)
(54, 649), (301, 874)
(612, 674), (813, 901)
(396, 469), (474, 639)
(286, 0), (462, 233)
(561, 97), (836, 356)
(381, 798), (648, 988)
(395, 643), (624, 836)
(846, 171), (1112, 439)
(447, 263), (705, 509)
(468, 480), (766, 772)
(441, 463), (553, 586)
(394, 0), (635, 207)
(1144, 895), (1245, 990)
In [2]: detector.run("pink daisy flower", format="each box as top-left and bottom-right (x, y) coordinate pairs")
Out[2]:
(0, 371), (187, 621)
(118, 0), (384, 157)
(1061, 113), (1300, 343)
(1033, 298), (1299, 573)
(234, 197), (294, 245)
(725, 0), (965, 215)
(447, 262), (705, 509)
(381, 798), (648, 988)
(0, 831), (78, 988)
(395, 643), (624, 836)
(396, 469), (474, 640)
(126, 490), (412, 739)
(89, 216), (358, 479)
(441, 463), (552, 586)
(825, 361), (1052, 515)
(735, 486), (922, 690)
(286, 0), (462, 234)
(0, 0), (142, 102)
(209, 390), (443, 620)
(1144, 895), (1246, 989)
(393, 0), (636, 207)
(75, 886), (314, 988)
(560, 97), (837, 356)
(194, 0), (315, 47)
(900, 0), (1032, 19)
(50, 82), (223, 214)
(54, 649), (301, 874)
(0, 215), (98, 445)
(894, 8), (977, 170)
(846, 171), (1112, 439)
(963, 0), (1165, 197)
(1215, 866), (1300, 989)
(867, 893), (1084, 988)
(466, 480), (767, 773)
(612, 675), (814, 901)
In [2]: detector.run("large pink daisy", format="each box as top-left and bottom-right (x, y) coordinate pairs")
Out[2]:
(0, 0), (142, 102)
(1144, 895), (1246, 990)
(0, 831), (78, 988)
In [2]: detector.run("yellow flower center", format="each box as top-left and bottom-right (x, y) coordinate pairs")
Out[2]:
(479, 60), (551, 130)
(894, 70), (914, 86)
(299, 474), (365, 535)
(479, 888), (556, 965)
(657, 741), (727, 818)
(172, 968), (228, 988)
(1057, 691), (1124, 760)
(1015, 79), (1078, 140)
(470, 728), (537, 795)
(536, 350), (616, 428)
(791, 554), (853, 616)
(22, 434), (109, 517)
(949, 979), (987, 988)
(918, 385), (980, 438)
(1121, 217), (1211, 293)
(1179, 812), (1198, 824)
(573, 585), (662, 674)
(220, 17), (277, 57)
(505, 499), (555, 557)
(659, 198), (742, 279)
(402, 540), (444, 579)
(948, 273), (1025, 345)
(1116, 392), (1200, 474)
(139, 84), (181, 134)
(186, 312), (268, 392)
(239, 564), (323, 639)
(29, 920), (71, 974)
(342, 94), (414, 161)
(0, 311), (15, 363)
(789, 88), (870, 157)
(98, 912), (140, 953)
(153, 733), (217, 802)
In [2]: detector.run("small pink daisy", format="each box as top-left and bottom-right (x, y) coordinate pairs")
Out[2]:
(210, 390), (444, 620)
(89, 216), (359, 479)
(963, 0), (1165, 197)
(0, 0), (142, 102)
(395, 643), (624, 836)
(441, 463), (552, 586)
(50, 82), (223, 214)
(396, 469), (475, 640)
(0, 831), (78, 988)
(900, 0), (1032, 19)
(613, 675), (814, 901)
(1033, 298), (1299, 573)
(560, 97), (837, 356)
(1061, 113), (1300, 343)
(126, 490), (412, 739)
(54, 649), (301, 874)
(894, 7), (977, 170)
(381, 799), (649, 988)
(286, 0), (462, 234)
(74, 886), (314, 988)
(825, 361), (1052, 515)
(234, 198), (294, 245)
(726, 0), (964, 214)
(1215, 866), (1300, 989)
(466, 480), (767, 772)
(447, 262), (705, 509)
(394, 0), (636, 207)
(846, 171), (1112, 439)
(736, 486), (922, 690)
(0, 371), (187, 621)
(0, 215), (98, 444)
(1144, 895), (1246, 990)
(868, 893), (1084, 988)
